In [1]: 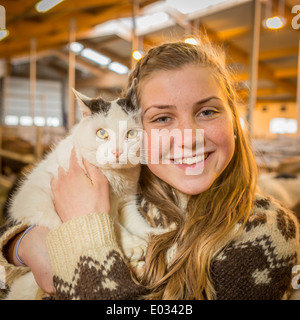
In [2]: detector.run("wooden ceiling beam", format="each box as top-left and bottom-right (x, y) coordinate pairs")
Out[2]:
(259, 47), (298, 61)
(51, 50), (105, 77)
(3, 0), (159, 56)
(76, 73), (128, 89)
(7, 2), (130, 39)
(215, 26), (251, 42)
(203, 27), (297, 97)
(48, 0), (156, 14)
(0, 2), (133, 58)
(238, 87), (290, 98)
(3, 0), (37, 20)
(80, 40), (130, 68)
(236, 66), (298, 81)
(274, 67), (297, 79)
(48, 0), (129, 14)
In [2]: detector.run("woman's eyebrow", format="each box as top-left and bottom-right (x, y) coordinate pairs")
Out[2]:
(143, 96), (223, 116)
(193, 96), (222, 107)
(143, 104), (176, 116)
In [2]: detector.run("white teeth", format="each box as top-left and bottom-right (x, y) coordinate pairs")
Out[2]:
(174, 154), (208, 165)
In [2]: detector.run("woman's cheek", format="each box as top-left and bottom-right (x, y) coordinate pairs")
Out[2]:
(143, 128), (173, 165)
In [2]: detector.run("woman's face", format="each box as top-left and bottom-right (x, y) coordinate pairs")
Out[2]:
(140, 64), (235, 195)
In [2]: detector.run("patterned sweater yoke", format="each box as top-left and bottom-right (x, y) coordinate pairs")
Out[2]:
(0, 193), (299, 300)
(211, 194), (300, 299)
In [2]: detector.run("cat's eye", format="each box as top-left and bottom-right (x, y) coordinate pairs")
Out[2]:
(127, 129), (138, 139)
(96, 128), (109, 140)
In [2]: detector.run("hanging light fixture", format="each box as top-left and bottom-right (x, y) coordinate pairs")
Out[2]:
(0, 28), (9, 41)
(263, 0), (286, 30)
(36, 0), (64, 13)
(132, 49), (143, 61)
(184, 37), (198, 45)
(0, 5), (9, 41)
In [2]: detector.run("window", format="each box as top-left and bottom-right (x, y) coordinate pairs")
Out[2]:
(5, 115), (18, 126)
(269, 118), (298, 134)
(3, 77), (63, 127)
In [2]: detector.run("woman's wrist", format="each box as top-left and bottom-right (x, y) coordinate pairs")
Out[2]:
(16, 225), (50, 267)
(14, 225), (36, 266)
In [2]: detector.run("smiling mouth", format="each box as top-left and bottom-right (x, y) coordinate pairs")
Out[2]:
(172, 153), (210, 165)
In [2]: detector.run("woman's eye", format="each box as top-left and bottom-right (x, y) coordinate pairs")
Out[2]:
(127, 129), (138, 139)
(96, 128), (109, 140)
(198, 109), (218, 117)
(152, 116), (171, 123)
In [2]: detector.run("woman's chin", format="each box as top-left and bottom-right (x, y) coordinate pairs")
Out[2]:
(171, 180), (213, 196)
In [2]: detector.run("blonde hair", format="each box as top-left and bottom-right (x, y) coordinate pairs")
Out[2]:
(128, 39), (257, 299)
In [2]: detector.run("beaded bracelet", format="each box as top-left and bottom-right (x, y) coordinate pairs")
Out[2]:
(15, 225), (36, 266)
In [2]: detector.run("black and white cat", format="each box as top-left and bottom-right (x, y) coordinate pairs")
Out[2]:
(5, 84), (161, 299)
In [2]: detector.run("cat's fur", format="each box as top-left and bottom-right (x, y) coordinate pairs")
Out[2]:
(5, 85), (161, 300)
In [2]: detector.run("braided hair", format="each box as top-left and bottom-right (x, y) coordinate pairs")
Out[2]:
(127, 40), (233, 111)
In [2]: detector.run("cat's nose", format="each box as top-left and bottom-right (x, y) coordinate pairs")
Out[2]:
(113, 149), (122, 158)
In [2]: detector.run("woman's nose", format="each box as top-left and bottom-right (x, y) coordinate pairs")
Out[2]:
(175, 121), (203, 151)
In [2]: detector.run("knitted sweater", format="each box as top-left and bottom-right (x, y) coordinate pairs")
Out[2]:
(0, 193), (299, 300)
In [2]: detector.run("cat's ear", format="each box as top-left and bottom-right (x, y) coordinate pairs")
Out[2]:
(125, 78), (138, 108)
(72, 89), (93, 117)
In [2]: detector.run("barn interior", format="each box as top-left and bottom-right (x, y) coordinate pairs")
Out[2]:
(0, 0), (300, 226)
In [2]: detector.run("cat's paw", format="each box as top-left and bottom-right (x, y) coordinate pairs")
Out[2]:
(123, 236), (147, 261)
(124, 243), (147, 261)
(130, 260), (146, 281)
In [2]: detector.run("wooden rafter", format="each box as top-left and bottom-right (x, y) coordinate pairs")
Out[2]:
(203, 26), (297, 97)
(0, 0), (298, 99)
(259, 47), (298, 61)
(0, 0), (158, 58)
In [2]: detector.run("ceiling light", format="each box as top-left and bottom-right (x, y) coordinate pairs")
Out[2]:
(81, 48), (111, 66)
(0, 29), (9, 41)
(264, 16), (286, 30)
(184, 37), (198, 45)
(108, 62), (129, 75)
(70, 42), (84, 53)
(36, 0), (64, 13)
(132, 50), (143, 61)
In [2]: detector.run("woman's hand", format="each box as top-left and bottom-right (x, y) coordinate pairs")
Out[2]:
(50, 148), (110, 223)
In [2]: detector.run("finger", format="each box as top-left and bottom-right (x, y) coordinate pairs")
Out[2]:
(57, 165), (66, 178)
(82, 157), (107, 185)
(69, 147), (82, 174)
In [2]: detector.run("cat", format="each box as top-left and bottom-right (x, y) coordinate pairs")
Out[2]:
(5, 83), (162, 300)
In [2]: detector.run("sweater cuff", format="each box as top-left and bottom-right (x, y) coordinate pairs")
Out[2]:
(0, 221), (30, 292)
(46, 212), (121, 282)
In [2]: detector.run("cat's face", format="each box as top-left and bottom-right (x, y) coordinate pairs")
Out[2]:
(73, 88), (142, 170)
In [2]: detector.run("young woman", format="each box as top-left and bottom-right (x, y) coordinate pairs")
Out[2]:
(0, 40), (299, 300)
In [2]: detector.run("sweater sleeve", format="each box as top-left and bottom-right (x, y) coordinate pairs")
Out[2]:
(211, 195), (300, 300)
(0, 220), (30, 297)
(46, 212), (147, 300)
